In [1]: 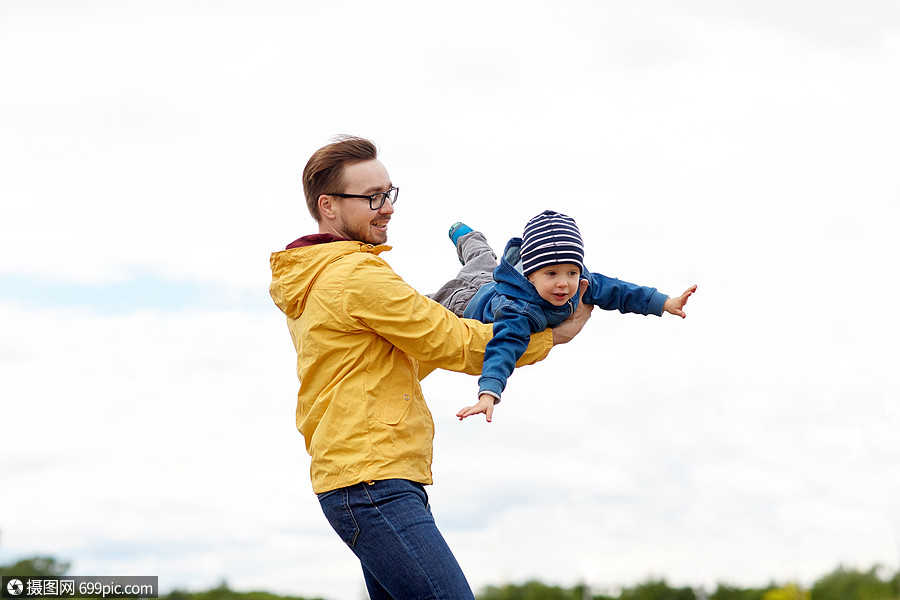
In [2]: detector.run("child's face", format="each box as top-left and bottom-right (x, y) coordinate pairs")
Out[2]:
(526, 262), (581, 306)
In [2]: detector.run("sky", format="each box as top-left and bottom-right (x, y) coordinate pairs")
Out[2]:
(1, 1), (899, 599)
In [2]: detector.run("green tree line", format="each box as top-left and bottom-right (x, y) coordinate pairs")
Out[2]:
(478, 567), (900, 600)
(2, 555), (898, 600)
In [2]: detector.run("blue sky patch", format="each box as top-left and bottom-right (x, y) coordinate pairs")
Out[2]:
(0, 274), (268, 313)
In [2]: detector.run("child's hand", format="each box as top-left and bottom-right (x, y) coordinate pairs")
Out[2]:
(663, 284), (697, 318)
(457, 393), (498, 422)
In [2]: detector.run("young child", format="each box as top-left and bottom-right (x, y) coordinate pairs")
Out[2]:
(429, 210), (696, 422)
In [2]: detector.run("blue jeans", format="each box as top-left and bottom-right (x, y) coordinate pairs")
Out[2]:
(317, 479), (475, 600)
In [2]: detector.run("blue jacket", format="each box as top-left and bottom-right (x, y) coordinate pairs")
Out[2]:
(463, 237), (668, 399)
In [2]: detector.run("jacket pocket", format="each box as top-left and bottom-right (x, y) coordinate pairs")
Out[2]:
(379, 392), (412, 425)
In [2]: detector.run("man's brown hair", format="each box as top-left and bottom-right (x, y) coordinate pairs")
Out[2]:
(302, 135), (378, 221)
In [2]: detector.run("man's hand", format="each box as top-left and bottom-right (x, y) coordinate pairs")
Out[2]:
(457, 393), (498, 422)
(552, 279), (593, 345)
(663, 284), (697, 319)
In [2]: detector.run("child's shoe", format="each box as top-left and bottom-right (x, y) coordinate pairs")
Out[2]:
(448, 222), (474, 265)
(449, 222), (473, 246)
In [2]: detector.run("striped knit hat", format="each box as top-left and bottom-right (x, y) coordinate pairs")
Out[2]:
(521, 210), (585, 275)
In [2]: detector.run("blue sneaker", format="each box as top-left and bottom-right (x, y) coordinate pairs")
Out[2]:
(448, 222), (473, 246)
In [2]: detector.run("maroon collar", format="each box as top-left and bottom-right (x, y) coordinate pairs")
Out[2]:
(285, 233), (348, 249)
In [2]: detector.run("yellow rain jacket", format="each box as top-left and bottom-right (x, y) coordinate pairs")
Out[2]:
(269, 237), (553, 494)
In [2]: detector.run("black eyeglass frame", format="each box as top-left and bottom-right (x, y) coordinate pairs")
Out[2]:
(327, 186), (399, 210)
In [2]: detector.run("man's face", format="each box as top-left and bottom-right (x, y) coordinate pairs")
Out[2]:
(527, 263), (581, 306)
(329, 159), (394, 245)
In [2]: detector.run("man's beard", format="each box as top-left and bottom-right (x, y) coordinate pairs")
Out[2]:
(339, 215), (387, 245)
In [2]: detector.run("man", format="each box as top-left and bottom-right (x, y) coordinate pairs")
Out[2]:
(269, 136), (592, 599)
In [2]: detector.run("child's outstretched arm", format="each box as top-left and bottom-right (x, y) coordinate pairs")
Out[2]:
(457, 393), (498, 422)
(663, 284), (698, 318)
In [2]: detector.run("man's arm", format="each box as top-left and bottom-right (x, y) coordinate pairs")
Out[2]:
(350, 258), (592, 380)
(349, 257), (554, 377)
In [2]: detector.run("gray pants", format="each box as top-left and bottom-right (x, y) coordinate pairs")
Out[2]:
(428, 231), (497, 317)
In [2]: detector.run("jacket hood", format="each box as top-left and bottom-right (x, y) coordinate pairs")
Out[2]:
(269, 237), (390, 319)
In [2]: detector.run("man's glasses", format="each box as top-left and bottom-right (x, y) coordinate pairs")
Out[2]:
(328, 186), (399, 210)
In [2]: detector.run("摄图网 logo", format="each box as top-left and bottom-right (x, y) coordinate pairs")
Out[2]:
(6, 580), (24, 596)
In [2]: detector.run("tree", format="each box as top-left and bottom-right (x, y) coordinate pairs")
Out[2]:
(0, 556), (71, 577)
(761, 583), (809, 600)
(618, 579), (696, 600)
(811, 565), (896, 600)
(160, 581), (325, 600)
(711, 583), (770, 600)
(479, 579), (585, 600)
